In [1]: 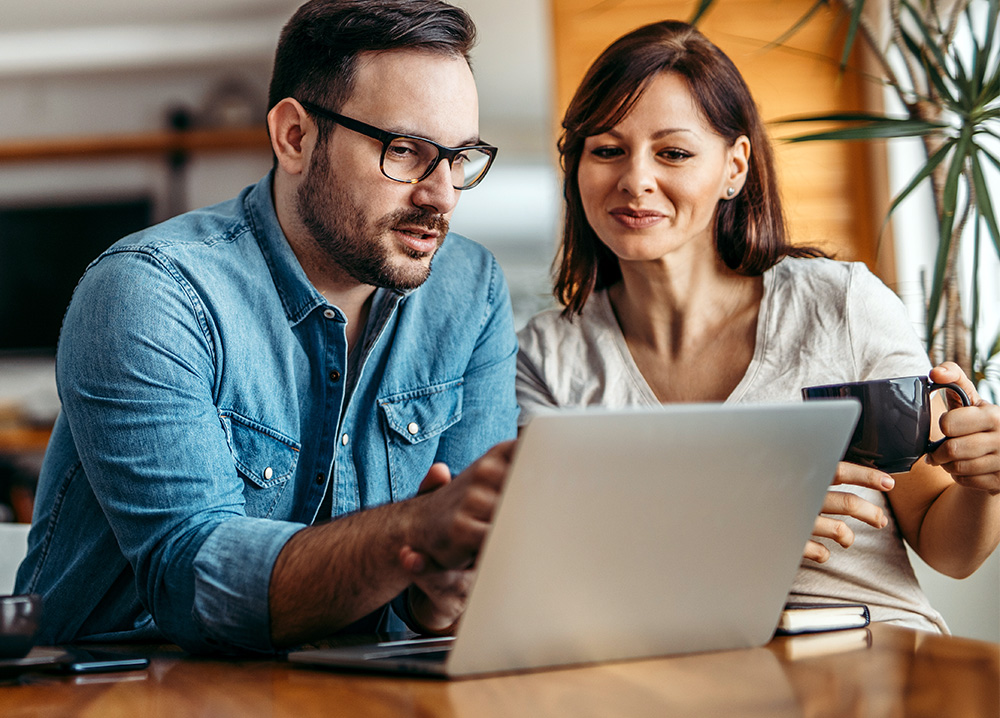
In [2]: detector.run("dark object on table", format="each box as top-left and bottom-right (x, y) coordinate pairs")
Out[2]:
(58, 648), (150, 674)
(0, 593), (41, 658)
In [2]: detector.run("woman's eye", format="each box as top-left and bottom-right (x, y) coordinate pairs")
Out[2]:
(659, 148), (692, 161)
(590, 146), (624, 159)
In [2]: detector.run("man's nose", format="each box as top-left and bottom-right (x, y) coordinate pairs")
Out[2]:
(410, 159), (461, 215)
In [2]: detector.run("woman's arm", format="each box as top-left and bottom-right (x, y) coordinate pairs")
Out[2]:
(887, 363), (1000, 578)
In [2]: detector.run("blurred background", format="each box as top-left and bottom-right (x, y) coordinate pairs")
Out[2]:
(0, 0), (996, 641)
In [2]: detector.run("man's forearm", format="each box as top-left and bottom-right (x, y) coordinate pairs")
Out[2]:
(268, 500), (415, 647)
(268, 442), (513, 647)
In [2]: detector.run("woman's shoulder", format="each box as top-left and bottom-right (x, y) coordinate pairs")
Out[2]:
(769, 256), (887, 302)
(517, 290), (614, 349)
(771, 255), (868, 281)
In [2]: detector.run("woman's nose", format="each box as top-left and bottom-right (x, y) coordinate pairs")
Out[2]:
(616, 155), (657, 196)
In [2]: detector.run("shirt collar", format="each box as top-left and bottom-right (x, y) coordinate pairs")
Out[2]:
(244, 172), (332, 325)
(245, 172), (416, 326)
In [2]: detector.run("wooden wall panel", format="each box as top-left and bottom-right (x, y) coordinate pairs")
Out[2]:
(549, 0), (894, 282)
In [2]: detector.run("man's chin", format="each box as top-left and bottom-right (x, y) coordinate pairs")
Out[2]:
(393, 257), (435, 289)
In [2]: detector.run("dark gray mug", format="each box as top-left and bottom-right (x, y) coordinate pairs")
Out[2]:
(801, 376), (970, 473)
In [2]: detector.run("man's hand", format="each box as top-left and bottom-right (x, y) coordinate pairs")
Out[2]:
(804, 462), (894, 563)
(399, 441), (516, 633)
(926, 362), (1000, 495)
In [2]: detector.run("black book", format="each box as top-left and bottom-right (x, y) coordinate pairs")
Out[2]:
(775, 602), (871, 635)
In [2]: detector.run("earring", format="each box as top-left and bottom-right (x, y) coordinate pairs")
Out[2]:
(726, 187), (736, 198)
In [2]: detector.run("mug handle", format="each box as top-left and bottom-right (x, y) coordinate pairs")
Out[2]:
(926, 382), (972, 453)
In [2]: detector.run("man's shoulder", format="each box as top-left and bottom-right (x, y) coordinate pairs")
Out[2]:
(105, 193), (254, 263)
(415, 232), (504, 299)
(431, 231), (497, 272)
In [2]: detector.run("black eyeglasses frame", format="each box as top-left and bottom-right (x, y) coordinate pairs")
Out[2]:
(297, 99), (498, 190)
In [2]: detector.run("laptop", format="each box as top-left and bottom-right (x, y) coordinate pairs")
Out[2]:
(288, 401), (860, 678)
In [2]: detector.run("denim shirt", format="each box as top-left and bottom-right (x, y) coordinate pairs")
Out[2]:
(15, 174), (519, 654)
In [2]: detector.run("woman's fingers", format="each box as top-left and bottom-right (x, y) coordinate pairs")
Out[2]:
(812, 514), (856, 550)
(832, 461), (895, 492)
(821, 489), (888, 530)
(804, 539), (832, 563)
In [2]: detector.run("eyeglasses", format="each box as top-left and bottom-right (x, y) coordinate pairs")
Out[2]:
(298, 99), (498, 190)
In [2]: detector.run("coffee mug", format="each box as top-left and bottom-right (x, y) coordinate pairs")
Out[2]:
(801, 375), (971, 473)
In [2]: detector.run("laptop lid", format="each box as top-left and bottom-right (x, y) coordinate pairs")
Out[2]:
(289, 401), (859, 678)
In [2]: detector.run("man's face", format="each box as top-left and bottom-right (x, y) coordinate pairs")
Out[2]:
(296, 50), (481, 290)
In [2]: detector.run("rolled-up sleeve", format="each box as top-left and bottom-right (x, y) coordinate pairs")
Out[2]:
(191, 517), (302, 651)
(58, 248), (299, 654)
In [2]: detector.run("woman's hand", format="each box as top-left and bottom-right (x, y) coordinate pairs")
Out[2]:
(804, 462), (895, 563)
(926, 362), (1000, 495)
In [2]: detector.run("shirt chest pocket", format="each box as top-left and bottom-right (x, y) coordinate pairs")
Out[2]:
(220, 412), (301, 518)
(378, 379), (463, 500)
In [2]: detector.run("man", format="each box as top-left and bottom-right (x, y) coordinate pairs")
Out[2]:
(16, 0), (519, 654)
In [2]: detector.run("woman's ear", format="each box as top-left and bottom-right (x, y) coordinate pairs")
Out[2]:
(722, 135), (751, 200)
(267, 98), (315, 177)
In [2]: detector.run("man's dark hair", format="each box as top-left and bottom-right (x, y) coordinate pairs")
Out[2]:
(268, 0), (477, 114)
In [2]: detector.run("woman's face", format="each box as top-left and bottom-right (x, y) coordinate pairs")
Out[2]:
(577, 71), (748, 266)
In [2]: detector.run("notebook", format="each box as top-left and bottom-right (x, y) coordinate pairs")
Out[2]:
(288, 400), (860, 678)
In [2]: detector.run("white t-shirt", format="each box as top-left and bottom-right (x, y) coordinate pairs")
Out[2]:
(517, 257), (947, 633)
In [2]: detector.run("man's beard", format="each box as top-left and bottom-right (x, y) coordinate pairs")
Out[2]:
(296, 146), (449, 290)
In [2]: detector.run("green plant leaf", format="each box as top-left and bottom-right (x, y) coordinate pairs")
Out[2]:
(951, 52), (975, 112)
(988, 0), (1000, 59)
(840, 0), (866, 71)
(971, 206), (981, 376)
(926, 129), (972, 347)
(984, 0), (1000, 70)
(782, 120), (947, 142)
(971, 150), (1000, 260)
(884, 139), (955, 220)
(763, 0), (830, 50)
(899, 24), (958, 109)
(689, 0), (716, 25)
(980, 144), (1000, 175)
(901, 0), (952, 76)
(775, 111), (942, 124)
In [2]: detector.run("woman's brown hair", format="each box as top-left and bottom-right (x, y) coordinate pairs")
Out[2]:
(555, 20), (822, 315)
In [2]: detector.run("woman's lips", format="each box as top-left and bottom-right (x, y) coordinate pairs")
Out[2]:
(608, 208), (666, 229)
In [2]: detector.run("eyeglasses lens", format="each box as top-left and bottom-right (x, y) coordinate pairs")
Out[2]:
(383, 138), (491, 189)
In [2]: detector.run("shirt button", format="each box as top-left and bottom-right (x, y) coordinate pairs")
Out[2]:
(329, 370), (341, 382)
(315, 473), (324, 485)
(407, 422), (419, 436)
(263, 466), (273, 480)
(323, 309), (336, 319)
(341, 433), (349, 446)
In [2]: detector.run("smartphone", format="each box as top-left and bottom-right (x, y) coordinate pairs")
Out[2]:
(59, 648), (150, 674)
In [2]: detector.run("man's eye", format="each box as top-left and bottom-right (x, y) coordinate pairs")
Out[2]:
(386, 143), (419, 159)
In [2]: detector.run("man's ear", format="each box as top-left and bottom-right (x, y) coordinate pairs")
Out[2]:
(267, 98), (314, 176)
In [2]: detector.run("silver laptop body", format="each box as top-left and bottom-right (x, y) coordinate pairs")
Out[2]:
(288, 401), (859, 678)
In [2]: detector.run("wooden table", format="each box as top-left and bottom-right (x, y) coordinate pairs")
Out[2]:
(1, 624), (997, 717)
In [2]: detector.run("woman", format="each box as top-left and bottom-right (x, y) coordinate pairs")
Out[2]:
(516, 20), (1000, 632)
